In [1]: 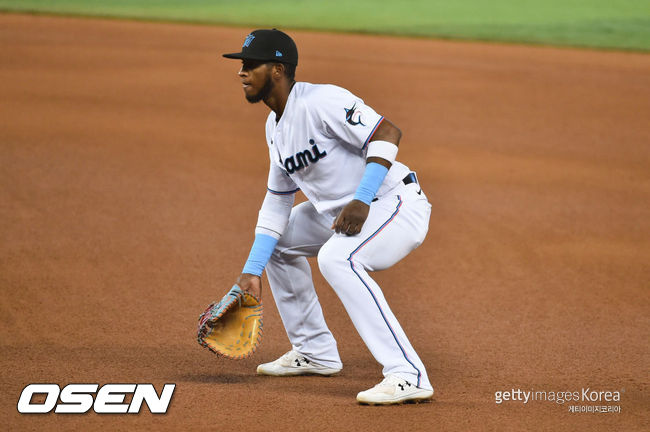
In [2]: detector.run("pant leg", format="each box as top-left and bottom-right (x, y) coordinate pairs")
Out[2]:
(317, 184), (433, 389)
(265, 201), (342, 368)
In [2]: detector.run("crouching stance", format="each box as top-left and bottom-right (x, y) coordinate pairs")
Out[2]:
(223, 29), (433, 405)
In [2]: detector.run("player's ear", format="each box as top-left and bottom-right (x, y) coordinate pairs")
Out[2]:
(272, 62), (285, 79)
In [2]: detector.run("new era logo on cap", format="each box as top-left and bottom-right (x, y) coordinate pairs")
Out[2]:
(275, 50), (283, 57)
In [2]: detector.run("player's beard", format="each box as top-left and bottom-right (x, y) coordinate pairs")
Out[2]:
(246, 74), (274, 104)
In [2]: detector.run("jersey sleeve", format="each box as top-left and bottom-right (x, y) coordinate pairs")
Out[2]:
(255, 148), (298, 239)
(264, 113), (300, 195)
(266, 148), (300, 196)
(317, 85), (384, 151)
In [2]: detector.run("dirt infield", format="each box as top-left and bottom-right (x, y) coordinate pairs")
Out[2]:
(1, 14), (648, 431)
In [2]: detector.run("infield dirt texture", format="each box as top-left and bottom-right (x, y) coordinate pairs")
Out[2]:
(1, 13), (649, 431)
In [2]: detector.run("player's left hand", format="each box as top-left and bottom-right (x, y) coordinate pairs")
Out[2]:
(237, 273), (262, 300)
(332, 199), (370, 235)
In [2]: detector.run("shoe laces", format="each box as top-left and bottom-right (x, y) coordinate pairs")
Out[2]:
(377, 375), (413, 390)
(279, 350), (298, 363)
(280, 350), (309, 366)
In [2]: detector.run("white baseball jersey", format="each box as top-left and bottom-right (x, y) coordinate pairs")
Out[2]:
(264, 82), (411, 217)
(254, 82), (433, 391)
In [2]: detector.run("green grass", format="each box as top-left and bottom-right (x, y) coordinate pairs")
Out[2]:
(1, 0), (649, 51)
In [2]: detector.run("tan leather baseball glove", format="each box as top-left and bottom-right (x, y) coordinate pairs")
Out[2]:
(197, 285), (263, 359)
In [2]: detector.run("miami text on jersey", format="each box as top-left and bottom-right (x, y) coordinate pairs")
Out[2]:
(284, 143), (327, 174)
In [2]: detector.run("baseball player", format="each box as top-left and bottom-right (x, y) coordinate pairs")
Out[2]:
(223, 29), (434, 405)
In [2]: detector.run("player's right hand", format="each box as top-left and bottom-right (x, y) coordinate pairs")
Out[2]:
(236, 273), (262, 300)
(332, 199), (370, 236)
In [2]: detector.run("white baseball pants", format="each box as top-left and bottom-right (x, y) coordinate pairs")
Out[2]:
(265, 181), (433, 390)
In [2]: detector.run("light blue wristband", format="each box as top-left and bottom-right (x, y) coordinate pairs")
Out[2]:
(353, 162), (389, 205)
(242, 233), (278, 276)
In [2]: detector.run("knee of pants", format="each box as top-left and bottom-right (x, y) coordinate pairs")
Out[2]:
(316, 240), (351, 286)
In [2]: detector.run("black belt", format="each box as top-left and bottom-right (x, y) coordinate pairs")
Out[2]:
(371, 173), (419, 202)
(403, 172), (418, 186)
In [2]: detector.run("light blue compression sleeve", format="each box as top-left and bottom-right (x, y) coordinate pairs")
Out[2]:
(353, 162), (389, 205)
(242, 233), (278, 276)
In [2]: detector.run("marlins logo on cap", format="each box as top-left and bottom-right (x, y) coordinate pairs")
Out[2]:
(243, 34), (255, 48)
(223, 29), (298, 66)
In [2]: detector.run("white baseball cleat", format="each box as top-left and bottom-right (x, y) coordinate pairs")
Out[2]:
(356, 375), (434, 405)
(256, 350), (342, 376)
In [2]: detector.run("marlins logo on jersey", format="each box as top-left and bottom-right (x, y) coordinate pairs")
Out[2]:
(345, 103), (365, 126)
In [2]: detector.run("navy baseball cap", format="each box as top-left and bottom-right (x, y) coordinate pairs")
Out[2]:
(223, 29), (298, 66)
